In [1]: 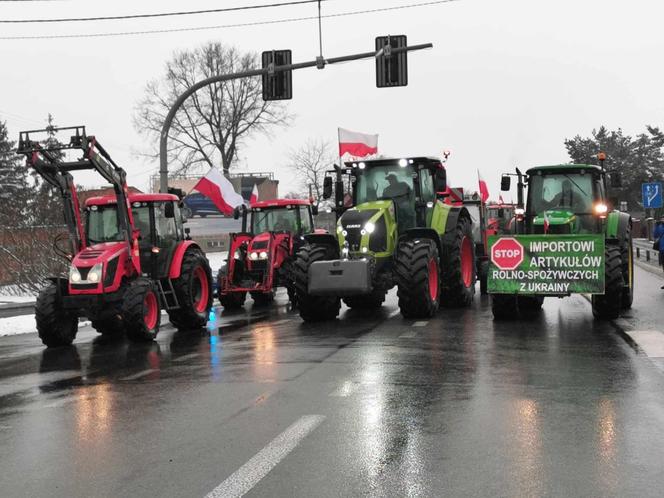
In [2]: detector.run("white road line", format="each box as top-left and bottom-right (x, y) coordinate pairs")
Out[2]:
(205, 414), (325, 498)
(272, 319), (292, 325)
(413, 321), (428, 327)
(120, 369), (158, 381)
(625, 330), (664, 358)
(172, 353), (200, 363)
(329, 381), (359, 397)
(399, 331), (418, 339)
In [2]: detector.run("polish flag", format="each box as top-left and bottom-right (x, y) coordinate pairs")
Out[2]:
(478, 170), (490, 203)
(543, 211), (550, 234)
(192, 168), (244, 215)
(250, 184), (259, 205)
(338, 127), (378, 159)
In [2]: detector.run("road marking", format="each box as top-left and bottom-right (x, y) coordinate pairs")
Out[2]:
(272, 319), (291, 325)
(172, 353), (200, 363)
(625, 331), (664, 358)
(388, 310), (401, 318)
(120, 369), (158, 381)
(205, 415), (325, 498)
(329, 381), (359, 397)
(413, 321), (428, 327)
(399, 331), (418, 339)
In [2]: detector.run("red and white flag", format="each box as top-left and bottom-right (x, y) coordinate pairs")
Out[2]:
(250, 184), (259, 205)
(478, 170), (490, 203)
(543, 211), (550, 234)
(338, 127), (378, 159)
(192, 168), (244, 215)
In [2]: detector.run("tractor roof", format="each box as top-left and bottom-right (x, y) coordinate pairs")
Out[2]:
(344, 157), (443, 168)
(251, 199), (311, 209)
(85, 193), (179, 207)
(526, 164), (603, 175)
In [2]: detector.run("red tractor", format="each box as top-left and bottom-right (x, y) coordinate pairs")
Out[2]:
(17, 126), (213, 347)
(487, 203), (516, 234)
(217, 199), (317, 309)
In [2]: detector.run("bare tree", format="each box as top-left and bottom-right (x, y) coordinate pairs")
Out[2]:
(285, 138), (334, 206)
(134, 42), (292, 176)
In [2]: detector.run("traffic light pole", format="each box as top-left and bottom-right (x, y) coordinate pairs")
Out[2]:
(158, 43), (433, 193)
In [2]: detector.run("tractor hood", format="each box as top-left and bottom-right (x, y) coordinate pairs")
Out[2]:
(72, 242), (127, 268)
(248, 232), (271, 252)
(533, 210), (577, 234)
(337, 200), (394, 255)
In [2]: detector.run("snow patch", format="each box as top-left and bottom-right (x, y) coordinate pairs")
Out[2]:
(0, 314), (37, 336)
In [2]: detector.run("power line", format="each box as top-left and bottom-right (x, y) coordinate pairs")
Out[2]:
(0, 0), (459, 40)
(0, 0), (330, 23)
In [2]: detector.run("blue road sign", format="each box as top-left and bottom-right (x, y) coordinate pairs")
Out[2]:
(642, 182), (663, 209)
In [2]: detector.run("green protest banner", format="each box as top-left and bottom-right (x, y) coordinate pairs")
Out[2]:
(487, 235), (605, 295)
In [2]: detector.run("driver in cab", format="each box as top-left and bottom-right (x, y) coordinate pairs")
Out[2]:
(383, 173), (413, 229)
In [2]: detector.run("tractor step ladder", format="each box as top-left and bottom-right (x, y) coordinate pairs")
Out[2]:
(157, 279), (180, 310)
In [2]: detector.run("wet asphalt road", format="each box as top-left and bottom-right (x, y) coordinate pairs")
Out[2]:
(2, 266), (664, 497)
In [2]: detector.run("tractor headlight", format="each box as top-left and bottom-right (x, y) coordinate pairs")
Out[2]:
(87, 263), (102, 283)
(364, 222), (375, 234)
(69, 265), (81, 283)
(594, 203), (608, 215)
(259, 251), (268, 260)
(515, 208), (525, 216)
(249, 252), (259, 261)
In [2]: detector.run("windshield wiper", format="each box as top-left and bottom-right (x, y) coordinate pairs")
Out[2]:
(562, 174), (588, 197)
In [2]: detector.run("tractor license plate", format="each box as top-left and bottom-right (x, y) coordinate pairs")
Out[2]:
(308, 260), (372, 296)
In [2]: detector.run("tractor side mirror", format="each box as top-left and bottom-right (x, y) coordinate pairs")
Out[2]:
(323, 177), (333, 200)
(164, 202), (175, 218)
(501, 176), (511, 191)
(233, 206), (242, 220)
(610, 172), (622, 188)
(311, 205), (319, 216)
(434, 168), (447, 193)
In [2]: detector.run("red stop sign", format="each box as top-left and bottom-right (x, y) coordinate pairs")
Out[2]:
(491, 237), (524, 270)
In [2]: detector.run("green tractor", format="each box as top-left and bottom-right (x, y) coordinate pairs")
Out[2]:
(489, 154), (633, 320)
(293, 157), (476, 321)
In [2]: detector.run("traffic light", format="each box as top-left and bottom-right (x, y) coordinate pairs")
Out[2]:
(262, 50), (293, 101)
(375, 35), (408, 88)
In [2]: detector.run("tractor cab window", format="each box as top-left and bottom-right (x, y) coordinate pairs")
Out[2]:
(86, 205), (123, 244)
(131, 204), (151, 241)
(529, 173), (595, 215)
(419, 169), (435, 202)
(299, 206), (313, 233)
(252, 207), (299, 233)
(155, 202), (178, 245)
(355, 164), (416, 230)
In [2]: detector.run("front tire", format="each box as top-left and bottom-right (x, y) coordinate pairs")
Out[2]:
(592, 245), (623, 320)
(293, 244), (341, 322)
(123, 279), (161, 342)
(395, 238), (440, 318)
(217, 266), (246, 310)
(441, 214), (476, 307)
(168, 249), (213, 329)
(479, 260), (489, 295)
(35, 283), (78, 347)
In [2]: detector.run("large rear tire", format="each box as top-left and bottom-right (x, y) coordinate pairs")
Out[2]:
(35, 283), (78, 347)
(123, 279), (161, 342)
(592, 245), (623, 320)
(293, 244), (341, 322)
(620, 226), (634, 310)
(168, 249), (213, 329)
(441, 214), (476, 307)
(491, 294), (518, 320)
(395, 238), (440, 318)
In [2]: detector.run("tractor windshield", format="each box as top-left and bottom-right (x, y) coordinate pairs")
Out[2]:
(251, 207), (299, 233)
(528, 172), (595, 215)
(355, 164), (416, 230)
(86, 205), (123, 244)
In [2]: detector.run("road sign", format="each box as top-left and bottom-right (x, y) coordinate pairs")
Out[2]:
(491, 237), (524, 270)
(376, 35), (408, 88)
(642, 182), (663, 209)
(262, 50), (293, 101)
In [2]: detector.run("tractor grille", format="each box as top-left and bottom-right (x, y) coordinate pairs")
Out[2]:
(104, 257), (119, 288)
(533, 224), (571, 235)
(79, 250), (103, 259)
(77, 266), (92, 280)
(340, 209), (378, 251)
(368, 216), (387, 253)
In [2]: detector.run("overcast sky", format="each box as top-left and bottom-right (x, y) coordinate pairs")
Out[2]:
(1, 0), (662, 200)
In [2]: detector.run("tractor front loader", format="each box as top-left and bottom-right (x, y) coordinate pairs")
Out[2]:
(17, 126), (213, 347)
(488, 153), (633, 320)
(293, 157), (476, 321)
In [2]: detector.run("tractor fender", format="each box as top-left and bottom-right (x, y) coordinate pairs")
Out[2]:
(607, 211), (632, 241)
(169, 241), (204, 279)
(442, 206), (471, 243)
(303, 233), (340, 257)
(398, 228), (443, 260)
